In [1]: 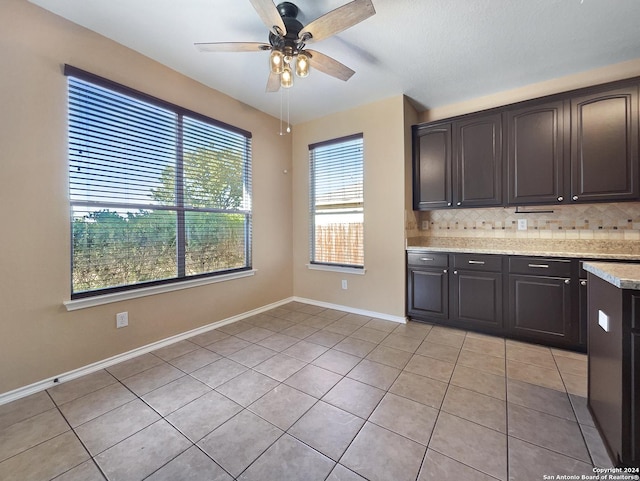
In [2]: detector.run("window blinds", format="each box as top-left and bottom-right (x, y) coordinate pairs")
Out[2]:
(66, 66), (252, 297)
(309, 134), (364, 267)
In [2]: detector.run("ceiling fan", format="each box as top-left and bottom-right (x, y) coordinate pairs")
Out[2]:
(195, 0), (376, 92)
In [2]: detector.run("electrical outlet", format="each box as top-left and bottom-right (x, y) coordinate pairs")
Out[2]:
(421, 220), (429, 230)
(517, 219), (527, 231)
(116, 312), (128, 328)
(341, 279), (348, 290)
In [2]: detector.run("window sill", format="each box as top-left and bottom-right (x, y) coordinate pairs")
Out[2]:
(306, 264), (366, 275)
(63, 269), (257, 311)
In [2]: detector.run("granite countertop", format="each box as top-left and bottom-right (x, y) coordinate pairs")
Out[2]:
(406, 237), (640, 260)
(583, 262), (640, 289)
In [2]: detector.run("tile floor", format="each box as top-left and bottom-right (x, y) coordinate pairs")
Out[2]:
(0, 301), (615, 481)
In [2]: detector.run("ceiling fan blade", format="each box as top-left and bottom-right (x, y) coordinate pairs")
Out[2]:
(249, 0), (287, 36)
(307, 50), (355, 81)
(195, 42), (271, 52)
(299, 0), (375, 43)
(266, 71), (281, 92)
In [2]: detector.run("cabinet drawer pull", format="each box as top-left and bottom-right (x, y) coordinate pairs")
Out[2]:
(420, 257), (434, 261)
(468, 260), (485, 265)
(528, 263), (549, 268)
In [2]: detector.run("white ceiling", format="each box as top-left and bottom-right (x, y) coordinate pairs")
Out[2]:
(29, 0), (640, 124)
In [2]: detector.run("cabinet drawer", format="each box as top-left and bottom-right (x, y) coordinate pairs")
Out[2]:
(509, 257), (571, 277)
(453, 254), (502, 272)
(407, 252), (448, 268)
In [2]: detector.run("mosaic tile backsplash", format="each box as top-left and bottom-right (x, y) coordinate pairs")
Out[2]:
(410, 202), (640, 240)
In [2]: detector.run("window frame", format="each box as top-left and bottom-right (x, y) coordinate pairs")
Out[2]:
(65, 65), (253, 300)
(309, 133), (364, 269)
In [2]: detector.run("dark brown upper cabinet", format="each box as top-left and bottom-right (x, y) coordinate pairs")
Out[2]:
(412, 123), (452, 209)
(571, 85), (639, 202)
(506, 100), (569, 205)
(413, 77), (640, 210)
(453, 112), (503, 207)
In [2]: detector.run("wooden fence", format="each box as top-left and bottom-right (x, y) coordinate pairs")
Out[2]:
(314, 222), (364, 265)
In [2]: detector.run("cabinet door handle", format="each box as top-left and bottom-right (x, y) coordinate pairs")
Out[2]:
(420, 257), (434, 261)
(564, 279), (570, 284)
(557, 196), (563, 202)
(528, 263), (549, 268)
(468, 260), (485, 265)
(447, 202), (452, 206)
(572, 195), (578, 201)
(456, 202), (462, 206)
(443, 269), (448, 273)
(453, 270), (458, 274)
(581, 280), (587, 286)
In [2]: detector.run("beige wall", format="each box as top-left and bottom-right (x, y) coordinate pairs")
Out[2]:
(0, 0), (292, 394)
(291, 96), (409, 318)
(420, 58), (640, 123)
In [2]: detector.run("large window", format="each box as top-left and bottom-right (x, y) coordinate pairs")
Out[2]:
(66, 66), (252, 298)
(309, 134), (364, 268)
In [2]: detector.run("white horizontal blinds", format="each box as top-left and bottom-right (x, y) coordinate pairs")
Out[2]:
(181, 116), (252, 276)
(310, 134), (364, 267)
(66, 67), (252, 297)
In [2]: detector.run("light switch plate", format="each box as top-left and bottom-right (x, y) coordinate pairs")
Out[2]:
(598, 310), (609, 332)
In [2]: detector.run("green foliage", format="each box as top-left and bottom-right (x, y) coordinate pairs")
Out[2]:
(151, 144), (246, 209)
(72, 145), (249, 294)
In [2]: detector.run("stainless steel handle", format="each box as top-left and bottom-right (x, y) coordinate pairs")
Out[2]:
(456, 202), (462, 206)
(447, 202), (452, 206)
(420, 257), (434, 261)
(528, 264), (549, 268)
(572, 195), (578, 201)
(443, 269), (448, 273)
(453, 270), (458, 274)
(581, 280), (587, 286)
(468, 260), (485, 265)
(557, 196), (563, 202)
(564, 279), (570, 284)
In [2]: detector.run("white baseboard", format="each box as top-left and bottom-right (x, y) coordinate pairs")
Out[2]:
(0, 297), (294, 406)
(292, 296), (407, 324)
(0, 297), (405, 406)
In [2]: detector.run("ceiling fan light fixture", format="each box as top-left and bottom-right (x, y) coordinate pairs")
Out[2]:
(281, 66), (293, 88)
(295, 53), (310, 78)
(269, 49), (284, 74)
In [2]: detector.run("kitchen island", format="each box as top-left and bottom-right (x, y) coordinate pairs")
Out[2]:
(583, 261), (640, 468)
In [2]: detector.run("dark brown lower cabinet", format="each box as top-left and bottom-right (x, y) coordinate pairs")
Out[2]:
(407, 267), (449, 320)
(587, 273), (639, 467)
(407, 250), (585, 350)
(451, 269), (503, 332)
(508, 274), (572, 345)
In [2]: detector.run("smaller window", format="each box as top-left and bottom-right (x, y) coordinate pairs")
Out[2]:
(309, 134), (364, 268)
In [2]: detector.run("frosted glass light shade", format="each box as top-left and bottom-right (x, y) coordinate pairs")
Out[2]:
(270, 50), (284, 74)
(295, 53), (310, 78)
(281, 66), (293, 88)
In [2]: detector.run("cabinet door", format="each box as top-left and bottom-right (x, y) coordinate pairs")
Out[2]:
(507, 100), (568, 205)
(508, 274), (572, 344)
(413, 123), (452, 210)
(454, 112), (503, 207)
(407, 267), (449, 319)
(571, 86), (639, 202)
(451, 269), (503, 330)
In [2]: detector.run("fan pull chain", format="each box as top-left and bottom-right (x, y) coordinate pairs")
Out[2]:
(279, 87), (284, 135)
(286, 87), (291, 133)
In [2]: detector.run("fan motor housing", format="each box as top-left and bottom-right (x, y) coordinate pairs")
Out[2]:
(269, 2), (305, 50)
